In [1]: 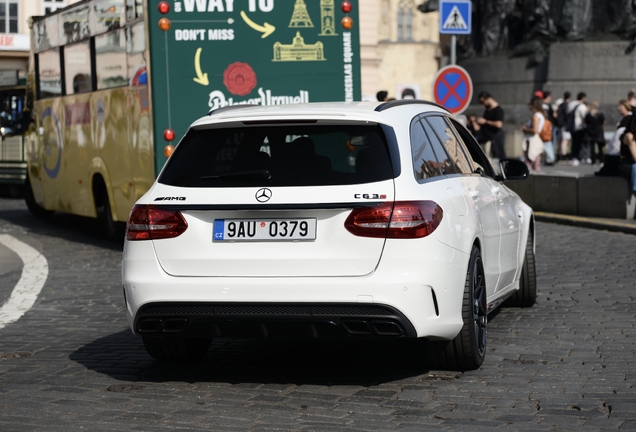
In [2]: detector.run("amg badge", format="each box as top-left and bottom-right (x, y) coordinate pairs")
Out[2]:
(154, 197), (186, 201)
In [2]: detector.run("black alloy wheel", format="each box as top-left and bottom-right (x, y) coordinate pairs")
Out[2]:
(471, 252), (487, 359)
(503, 229), (537, 308)
(424, 245), (487, 371)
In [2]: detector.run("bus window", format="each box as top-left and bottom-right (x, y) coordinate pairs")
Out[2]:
(96, 29), (127, 90)
(126, 21), (145, 84)
(34, 14), (60, 52)
(125, 0), (143, 21)
(64, 42), (93, 94)
(38, 49), (63, 98)
(61, 5), (90, 44)
(91, 0), (126, 34)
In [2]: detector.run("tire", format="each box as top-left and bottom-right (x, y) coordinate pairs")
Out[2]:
(25, 177), (53, 218)
(96, 186), (125, 241)
(425, 245), (487, 371)
(142, 336), (211, 361)
(503, 229), (537, 308)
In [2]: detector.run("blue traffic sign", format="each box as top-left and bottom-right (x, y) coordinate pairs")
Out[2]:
(439, 0), (472, 35)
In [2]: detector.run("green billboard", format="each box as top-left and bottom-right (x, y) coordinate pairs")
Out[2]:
(147, 0), (361, 172)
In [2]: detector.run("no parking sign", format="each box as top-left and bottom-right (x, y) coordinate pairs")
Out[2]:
(432, 65), (473, 115)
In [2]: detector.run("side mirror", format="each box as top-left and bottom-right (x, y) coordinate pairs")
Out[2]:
(498, 159), (529, 181)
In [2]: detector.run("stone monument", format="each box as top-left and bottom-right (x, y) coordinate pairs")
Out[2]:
(420, 0), (636, 128)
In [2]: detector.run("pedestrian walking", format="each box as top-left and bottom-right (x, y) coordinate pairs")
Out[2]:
(619, 114), (636, 194)
(521, 96), (546, 171)
(596, 99), (632, 176)
(584, 101), (605, 164)
(567, 92), (588, 166)
(556, 91), (571, 161)
(476, 91), (506, 163)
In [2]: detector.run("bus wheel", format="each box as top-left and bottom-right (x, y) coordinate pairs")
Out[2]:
(96, 186), (124, 241)
(25, 178), (53, 218)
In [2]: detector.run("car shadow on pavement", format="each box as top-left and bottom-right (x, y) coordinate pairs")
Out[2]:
(0, 198), (124, 251)
(70, 329), (435, 386)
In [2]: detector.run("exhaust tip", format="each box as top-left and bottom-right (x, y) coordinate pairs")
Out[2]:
(341, 319), (373, 335)
(371, 320), (404, 336)
(137, 318), (162, 333)
(162, 318), (188, 333)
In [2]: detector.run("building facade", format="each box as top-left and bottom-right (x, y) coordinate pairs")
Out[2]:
(0, 0), (71, 77)
(359, 0), (440, 101)
(0, 1), (439, 106)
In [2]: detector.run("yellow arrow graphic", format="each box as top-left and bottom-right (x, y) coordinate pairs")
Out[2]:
(240, 11), (276, 38)
(193, 47), (209, 86)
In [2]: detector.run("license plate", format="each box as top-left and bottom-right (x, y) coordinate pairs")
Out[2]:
(213, 219), (317, 241)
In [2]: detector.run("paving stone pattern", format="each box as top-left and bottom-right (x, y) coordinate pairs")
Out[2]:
(0, 197), (634, 431)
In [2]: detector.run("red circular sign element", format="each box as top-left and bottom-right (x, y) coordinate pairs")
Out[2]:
(223, 62), (257, 97)
(158, 1), (170, 14)
(163, 128), (175, 141)
(341, 1), (352, 13)
(432, 65), (473, 115)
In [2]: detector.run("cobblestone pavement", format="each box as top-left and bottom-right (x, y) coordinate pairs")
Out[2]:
(0, 196), (634, 431)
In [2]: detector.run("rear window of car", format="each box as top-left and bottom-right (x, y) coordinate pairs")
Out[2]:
(158, 124), (395, 187)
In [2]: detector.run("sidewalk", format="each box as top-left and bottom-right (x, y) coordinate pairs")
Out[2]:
(531, 161), (598, 177)
(534, 211), (636, 235)
(526, 161), (636, 235)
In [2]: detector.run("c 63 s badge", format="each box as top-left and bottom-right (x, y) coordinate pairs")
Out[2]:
(354, 194), (387, 199)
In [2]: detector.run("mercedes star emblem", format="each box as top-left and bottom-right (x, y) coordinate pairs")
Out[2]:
(255, 188), (272, 203)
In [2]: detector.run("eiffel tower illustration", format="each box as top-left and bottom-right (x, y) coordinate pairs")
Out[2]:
(289, 0), (314, 28)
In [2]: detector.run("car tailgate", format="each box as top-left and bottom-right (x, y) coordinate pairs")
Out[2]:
(151, 184), (395, 277)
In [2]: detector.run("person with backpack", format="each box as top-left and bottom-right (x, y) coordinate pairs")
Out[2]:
(521, 96), (546, 171)
(567, 92), (589, 166)
(541, 91), (556, 165)
(556, 92), (571, 162)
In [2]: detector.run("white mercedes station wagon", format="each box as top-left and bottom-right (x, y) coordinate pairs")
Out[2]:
(122, 101), (536, 371)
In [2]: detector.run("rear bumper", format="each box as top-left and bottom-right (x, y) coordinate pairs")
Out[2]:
(133, 302), (417, 339)
(123, 238), (470, 340)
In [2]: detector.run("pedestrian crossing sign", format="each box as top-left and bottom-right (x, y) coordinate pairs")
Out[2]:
(439, 0), (472, 35)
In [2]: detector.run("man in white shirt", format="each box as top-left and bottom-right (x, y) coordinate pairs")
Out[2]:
(567, 92), (588, 166)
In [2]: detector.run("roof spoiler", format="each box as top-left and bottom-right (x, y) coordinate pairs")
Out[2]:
(375, 99), (450, 113)
(207, 104), (261, 116)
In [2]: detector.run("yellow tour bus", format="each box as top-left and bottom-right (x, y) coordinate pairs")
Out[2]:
(26, 0), (361, 238)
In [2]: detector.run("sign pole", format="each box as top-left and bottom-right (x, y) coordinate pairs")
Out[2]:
(439, 0), (471, 66)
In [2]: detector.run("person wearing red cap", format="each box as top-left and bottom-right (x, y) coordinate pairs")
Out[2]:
(534, 90), (544, 99)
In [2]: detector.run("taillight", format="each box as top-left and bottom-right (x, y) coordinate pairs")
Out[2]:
(344, 201), (443, 239)
(126, 205), (188, 240)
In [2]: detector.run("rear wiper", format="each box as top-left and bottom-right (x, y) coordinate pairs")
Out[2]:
(200, 169), (272, 181)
